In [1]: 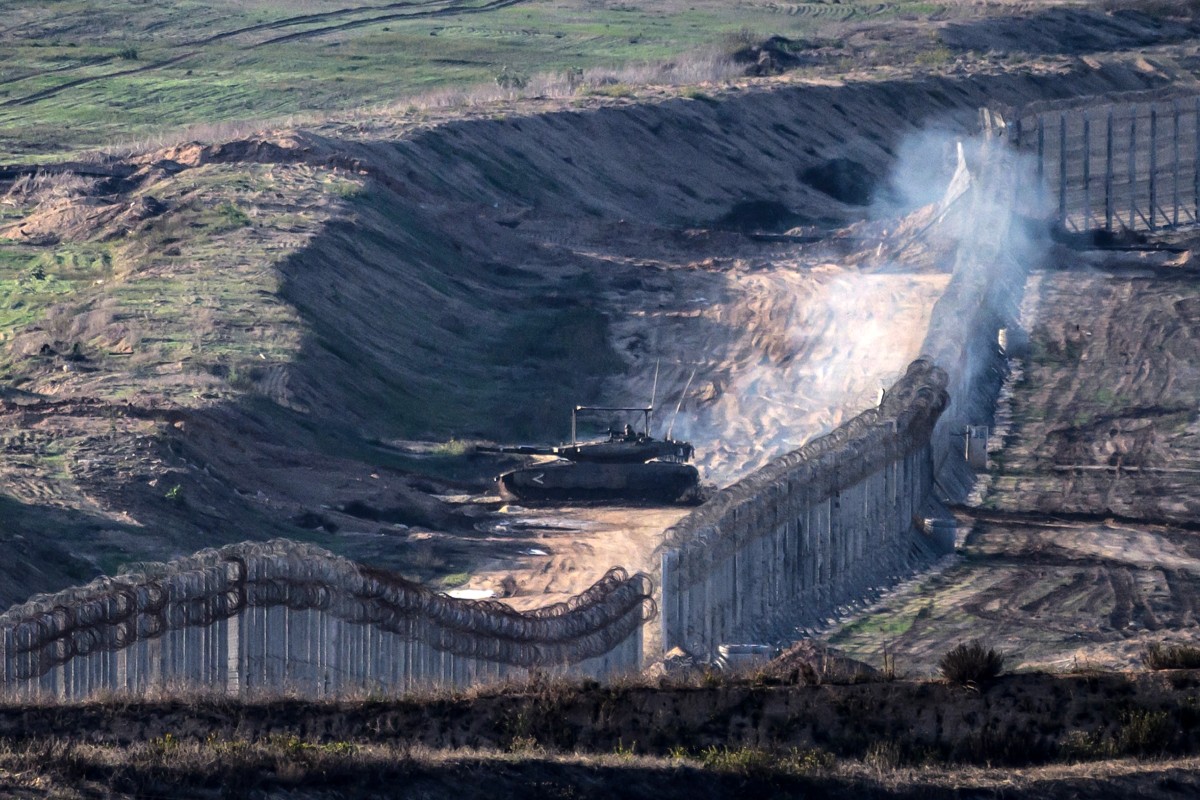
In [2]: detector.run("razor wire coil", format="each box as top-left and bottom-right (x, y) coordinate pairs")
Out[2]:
(0, 538), (656, 680)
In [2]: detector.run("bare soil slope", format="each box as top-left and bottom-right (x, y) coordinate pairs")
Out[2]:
(830, 238), (1200, 674)
(0, 57), (1175, 609)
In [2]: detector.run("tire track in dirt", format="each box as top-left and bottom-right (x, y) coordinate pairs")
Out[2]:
(0, 0), (526, 110)
(252, 0), (535, 47)
(956, 567), (1111, 640)
(1133, 569), (1163, 631)
(0, 52), (197, 108)
(1107, 567), (1134, 632)
(1018, 569), (1095, 616)
(187, 0), (440, 45)
(0, 56), (112, 89)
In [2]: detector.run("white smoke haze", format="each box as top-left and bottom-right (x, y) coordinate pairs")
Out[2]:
(659, 121), (1051, 487)
(664, 267), (949, 483)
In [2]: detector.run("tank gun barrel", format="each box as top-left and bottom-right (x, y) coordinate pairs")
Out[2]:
(475, 444), (559, 456)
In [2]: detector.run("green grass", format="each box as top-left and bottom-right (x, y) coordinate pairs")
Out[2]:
(440, 572), (471, 588)
(0, 244), (113, 373)
(0, 0), (954, 160)
(830, 603), (927, 641)
(0, 162), (341, 404)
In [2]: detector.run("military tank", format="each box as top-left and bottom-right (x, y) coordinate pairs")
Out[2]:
(479, 405), (699, 503)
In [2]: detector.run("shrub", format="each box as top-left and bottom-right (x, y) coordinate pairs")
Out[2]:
(215, 202), (251, 229)
(118, 46), (138, 60)
(939, 640), (1004, 686)
(1115, 709), (1176, 757)
(432, 438), (469, 456)
(586, 83), (635, 98)
(495, 67), (528, 90)
(699, 746), (833, 777)
(1143, 642), (1200, 670)
(864, 740), (903, 771)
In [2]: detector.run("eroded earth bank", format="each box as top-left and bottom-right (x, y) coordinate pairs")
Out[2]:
(0, 56), (1175, 616)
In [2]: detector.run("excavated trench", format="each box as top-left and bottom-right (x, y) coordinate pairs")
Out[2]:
(0, 57), (1177, 621)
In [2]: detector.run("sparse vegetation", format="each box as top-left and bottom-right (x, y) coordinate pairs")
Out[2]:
(432, 438), (470, 457)
(696, 745), (835, 776)
(1, 667), (1199, 794)
(1144, 643), (1200, 670)
(215, 201), (252, 229)
(440, 571), (470, 588)
(939, 640), (1005, 686)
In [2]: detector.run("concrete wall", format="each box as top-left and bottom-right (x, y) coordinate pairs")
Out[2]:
(0, 121), (1056, 694)
(658, 131), (1037, 659)
(0, 540), (649, 700)
(659, 359), (950, 658)
(922, 128), (1031, 502)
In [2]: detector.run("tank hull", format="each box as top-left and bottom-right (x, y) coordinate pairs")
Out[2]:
(498, 461), (699, 503)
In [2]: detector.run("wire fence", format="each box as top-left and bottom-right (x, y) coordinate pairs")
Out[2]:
(660, 358), (950, 657)
(1013, 93), (1200, 233)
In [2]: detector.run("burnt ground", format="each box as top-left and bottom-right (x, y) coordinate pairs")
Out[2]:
(830, 236), (1200, 674)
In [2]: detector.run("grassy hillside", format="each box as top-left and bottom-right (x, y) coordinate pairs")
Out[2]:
(0, 0), (923, 161)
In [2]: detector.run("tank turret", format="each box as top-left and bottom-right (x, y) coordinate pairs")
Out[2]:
(478, 405), (699, 503)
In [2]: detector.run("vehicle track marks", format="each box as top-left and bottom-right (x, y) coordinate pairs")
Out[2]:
(252, 0), (535, 47)
(0, 0), (529, 110)
(0, 52), (196, 108)
(0, 56), (112, 90)
(187, 0), (436, 45)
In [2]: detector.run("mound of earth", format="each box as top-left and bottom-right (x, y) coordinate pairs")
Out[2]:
(764, 640), (879, 684)
(940, 8), (1200, 57)
(730, 35), (813, 76)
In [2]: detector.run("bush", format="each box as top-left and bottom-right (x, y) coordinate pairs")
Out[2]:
(495, 67), (528, 90)
(215, 202), (251, 229)
(699, 745), (833, 777)
(939, 640), (1004, 686)
(1114, 709), (1175, 757)
(1143, 642), (1200, 670)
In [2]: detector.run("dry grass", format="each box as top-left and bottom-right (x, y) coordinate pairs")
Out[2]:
(1144, 643), (1200, 670)
(1099, 0), (1200, 19)
(6, 730), (1200, 799)
(92, 49), (743, 159)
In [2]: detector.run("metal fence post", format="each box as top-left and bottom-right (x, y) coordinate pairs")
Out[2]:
(1173, 101), (1181, 227)
(1150, 106), (1158, 231)
(1082, 112), (1091, 229)
(1129, 111), (1137, 230)
(1105, 109), (1114, 232)
(1059, 112), (1068, 227)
